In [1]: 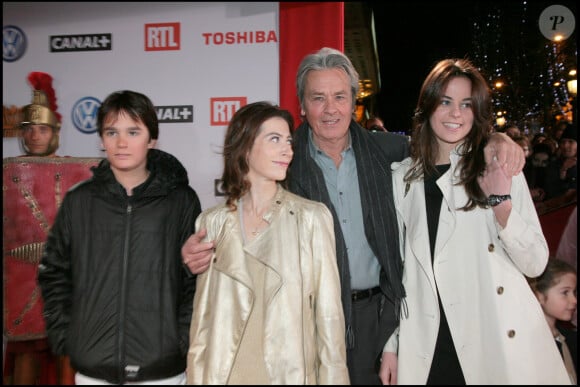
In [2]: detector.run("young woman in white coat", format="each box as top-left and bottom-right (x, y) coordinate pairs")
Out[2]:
(186, 101), (349, 385)
(379, 59), (571, 385)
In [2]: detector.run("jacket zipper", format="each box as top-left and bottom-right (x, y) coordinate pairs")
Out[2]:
(117, 204), (132, 382)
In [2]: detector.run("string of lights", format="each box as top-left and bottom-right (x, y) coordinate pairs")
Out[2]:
(471, 1), (576, 135)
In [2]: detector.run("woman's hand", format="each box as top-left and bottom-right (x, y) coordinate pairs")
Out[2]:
(478, 157), (513, 228)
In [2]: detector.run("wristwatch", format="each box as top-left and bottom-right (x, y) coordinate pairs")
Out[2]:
(487, 194), (511, 207)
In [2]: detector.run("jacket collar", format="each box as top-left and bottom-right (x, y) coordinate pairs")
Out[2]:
(89, 149), (188, 199)
(211, 187), (289, 301)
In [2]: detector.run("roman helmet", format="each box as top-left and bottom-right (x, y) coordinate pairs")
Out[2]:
(19, 72), (62, 156)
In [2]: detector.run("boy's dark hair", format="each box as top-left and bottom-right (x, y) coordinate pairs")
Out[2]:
(97, 90), (159, 139)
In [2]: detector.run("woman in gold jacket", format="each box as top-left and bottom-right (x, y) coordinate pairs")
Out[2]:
(186, 101), (349, 385)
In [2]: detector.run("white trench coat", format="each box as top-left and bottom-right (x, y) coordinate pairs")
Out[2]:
(385, 152), (571, 385)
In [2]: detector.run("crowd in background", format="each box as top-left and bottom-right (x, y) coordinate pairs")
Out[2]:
(502, 121), (577, 215)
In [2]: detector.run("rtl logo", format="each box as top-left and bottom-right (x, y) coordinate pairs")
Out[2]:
(210, 97), (247, 126)
(145, 23), (180, 51)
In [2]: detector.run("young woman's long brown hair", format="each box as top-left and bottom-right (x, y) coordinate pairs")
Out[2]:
(405, 58), (494, 210)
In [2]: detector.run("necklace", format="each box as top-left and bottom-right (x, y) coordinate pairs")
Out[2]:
(249, 214), (265, 236)
(240, 197), (267, 238)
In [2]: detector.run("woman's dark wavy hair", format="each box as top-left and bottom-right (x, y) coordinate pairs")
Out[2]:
(221, 101), (294, 211)
(405, 58), (493, 210)
(97, 90), (159, 140)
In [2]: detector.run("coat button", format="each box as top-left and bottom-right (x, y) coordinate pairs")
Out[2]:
(507, 330), (516, 338)
(488, 243), (495, 252)
(213, 257), (217, 263)
(497, 286), (504, 295)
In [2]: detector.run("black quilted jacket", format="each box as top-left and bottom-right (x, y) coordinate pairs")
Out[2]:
(38, 149), (201, 384)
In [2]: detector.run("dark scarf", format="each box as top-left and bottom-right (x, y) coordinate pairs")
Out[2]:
(288, 120), (406, 349)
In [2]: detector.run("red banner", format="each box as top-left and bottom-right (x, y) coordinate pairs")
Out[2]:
(279, 2), (344, 128)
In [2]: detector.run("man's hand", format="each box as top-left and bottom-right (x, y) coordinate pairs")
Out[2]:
(485, 132), (525, 176)
(379, 351), (398, 385)
(478, 157), (512, 198)
(181, 229), (214, 274)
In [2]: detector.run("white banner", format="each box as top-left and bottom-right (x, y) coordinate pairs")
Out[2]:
(3, 2), (280, 209)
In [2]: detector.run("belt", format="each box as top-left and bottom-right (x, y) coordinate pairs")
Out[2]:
(351, 286), (381, 301)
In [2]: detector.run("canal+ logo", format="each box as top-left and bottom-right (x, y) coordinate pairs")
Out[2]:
(72, 97), (101, 134)
(156, 105), (193, 123)
(72, 97), (193, 134)
(3, 25), (27, 62)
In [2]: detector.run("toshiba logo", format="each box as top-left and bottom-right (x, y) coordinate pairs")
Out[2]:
(210, 97), (247, 126)
(145, 23), (180, 51)
(202, 31), (278, 45)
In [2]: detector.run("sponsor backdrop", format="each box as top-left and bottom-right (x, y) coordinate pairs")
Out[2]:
(3, 2), (343, 209)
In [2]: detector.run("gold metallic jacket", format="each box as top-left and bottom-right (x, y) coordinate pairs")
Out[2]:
(187, 187), (349, 385)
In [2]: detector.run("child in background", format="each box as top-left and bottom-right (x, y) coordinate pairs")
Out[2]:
(529, 259), (578, 384)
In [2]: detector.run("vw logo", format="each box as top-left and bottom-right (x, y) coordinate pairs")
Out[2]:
(3, 25), (27, 62)
(72, 97), (101, 134)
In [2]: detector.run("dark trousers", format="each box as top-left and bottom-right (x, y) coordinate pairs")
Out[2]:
(347, 292), (397, 385)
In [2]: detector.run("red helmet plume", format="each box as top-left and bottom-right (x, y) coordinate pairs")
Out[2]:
(26, 71), (62, 123)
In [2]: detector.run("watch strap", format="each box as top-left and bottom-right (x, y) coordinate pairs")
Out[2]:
(487, 194), (511, 207)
